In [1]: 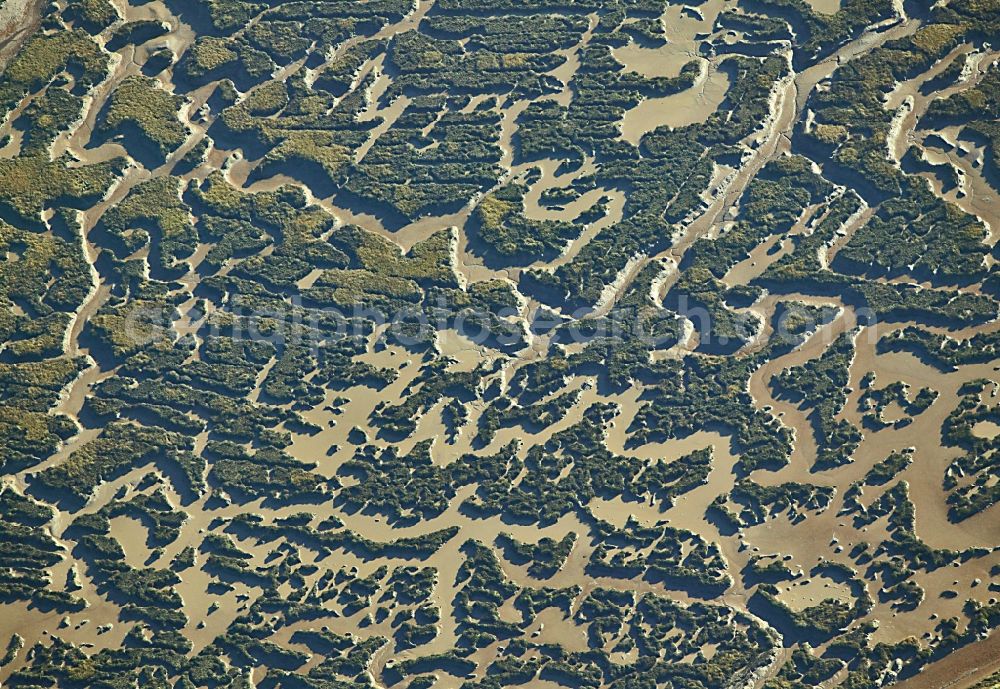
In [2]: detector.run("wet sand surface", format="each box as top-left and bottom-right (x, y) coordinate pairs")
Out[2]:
(619, 61), (732, 145)
(805, 0), (842, 15)
(0, 0), (44, 70)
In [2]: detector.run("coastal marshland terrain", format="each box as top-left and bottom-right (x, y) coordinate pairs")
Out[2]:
(0, 0), (1000, 687)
